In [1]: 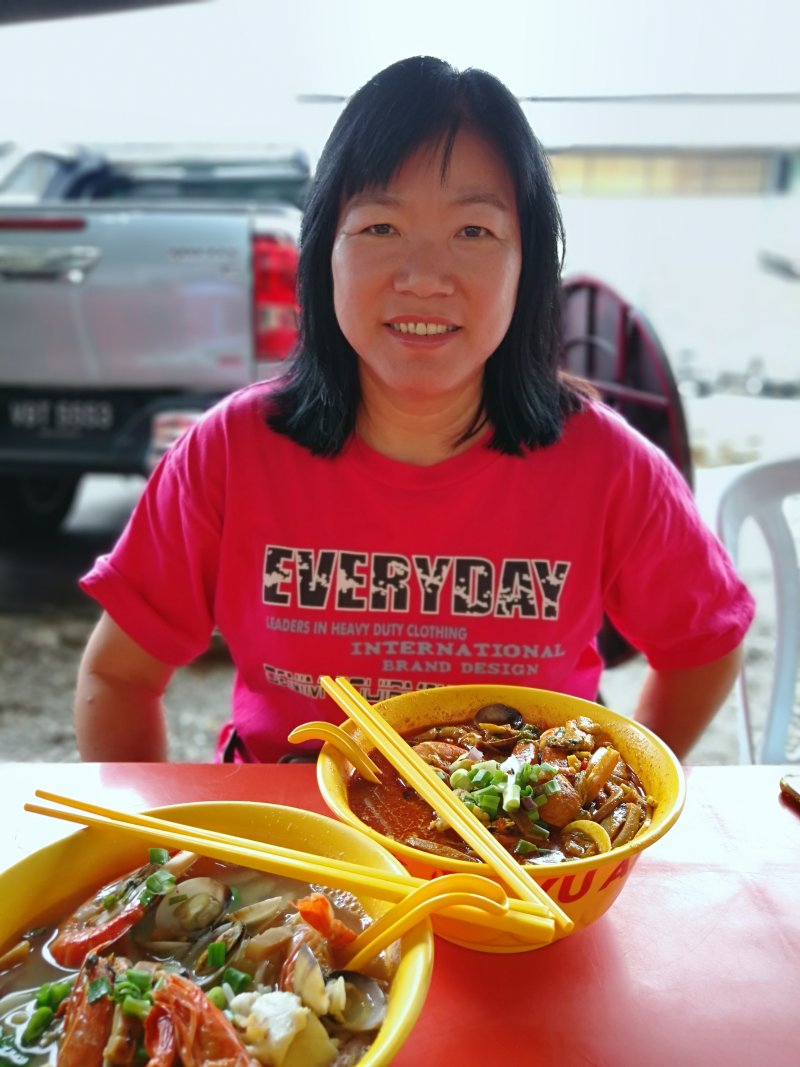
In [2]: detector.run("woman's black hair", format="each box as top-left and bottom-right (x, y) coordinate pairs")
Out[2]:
(268, 55), (588, 455)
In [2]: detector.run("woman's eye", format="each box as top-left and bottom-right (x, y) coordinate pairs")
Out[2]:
(460, 225), (490, 238)
(365, 223), (396, 235)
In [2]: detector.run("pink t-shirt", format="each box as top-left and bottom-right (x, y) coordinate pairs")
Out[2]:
(81, 382), (754, 761)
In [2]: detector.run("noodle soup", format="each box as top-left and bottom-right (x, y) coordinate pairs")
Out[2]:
(348, 711), (655, 866)
(317, 684), (686, 951)
(1, 854), (393, 1066)
(0, 802), (433, 1066)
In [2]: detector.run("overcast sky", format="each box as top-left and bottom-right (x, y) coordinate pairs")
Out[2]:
(2, 0), (799, 162)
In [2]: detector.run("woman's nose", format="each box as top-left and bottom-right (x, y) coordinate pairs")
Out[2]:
(392, 242), (455, 297)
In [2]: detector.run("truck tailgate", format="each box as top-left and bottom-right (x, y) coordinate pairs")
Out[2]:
(0, 205), (256, 390)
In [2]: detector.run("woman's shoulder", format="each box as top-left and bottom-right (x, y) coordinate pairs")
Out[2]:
(188, 379), (290, 450)
(558, 397), (686, 497)
(160, 380), (289, 481)
(563, 396), (678, 463)
(207, 378), (282, 423)
(561, 398), (656, 457)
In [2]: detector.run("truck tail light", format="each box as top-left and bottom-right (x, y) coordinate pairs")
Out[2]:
(147, 411), (204, 471)
(252, 235), (299, 362)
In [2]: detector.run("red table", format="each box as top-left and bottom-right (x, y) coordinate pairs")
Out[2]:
(2, 763), (798, 1066)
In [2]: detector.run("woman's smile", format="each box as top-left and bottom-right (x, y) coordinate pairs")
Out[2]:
(385, 316), (461, 340)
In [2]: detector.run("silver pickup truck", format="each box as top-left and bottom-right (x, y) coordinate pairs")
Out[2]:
(0, 147), (303, 540)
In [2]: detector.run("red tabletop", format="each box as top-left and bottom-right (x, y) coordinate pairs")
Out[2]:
(2, 762), (798, 1066)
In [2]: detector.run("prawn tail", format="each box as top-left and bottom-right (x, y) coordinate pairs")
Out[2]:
(292, 892), (357, 948)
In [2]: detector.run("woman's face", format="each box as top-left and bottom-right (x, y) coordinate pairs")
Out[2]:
(331, 128), (522, 410)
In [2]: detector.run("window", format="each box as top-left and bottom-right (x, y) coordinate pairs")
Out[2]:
(549, 150), (777, 196)
(0, 152), (62, 199)
(89, 174), (310, 210)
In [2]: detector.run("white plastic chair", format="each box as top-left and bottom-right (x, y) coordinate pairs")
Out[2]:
(716, 456), (800, 763)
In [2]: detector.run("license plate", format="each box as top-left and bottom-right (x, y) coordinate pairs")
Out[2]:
(6, 397), (114, 434)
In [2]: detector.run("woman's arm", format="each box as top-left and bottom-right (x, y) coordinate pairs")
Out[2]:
(633, 643), (744, 761)
(74, 612), (175, 761)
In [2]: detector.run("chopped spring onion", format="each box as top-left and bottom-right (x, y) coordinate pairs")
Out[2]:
(33, 983), (51, 1009)
(514, 839), (538, 856)
(121, 996), (152, 1022)
(21, 1006), (53, 1046)
(145, 871), (177, 895)
(207, 987), (228, 1010)
(518, 763), (538, 786)
(470, 760), (499, 774)
(449, 768), (473, 791)
(148, 848), (170, 866)
(102, 893), (119, 911)
(501, 776), (521, 813)
(470, 769), (492, 788)
(123, 970), (152, 994)
(34, 980), (72, 1011)
(206, 940), (227, 970)
(541, 778), (561, 797)
(222, 967), (251, 996)
(141, 870), (177, 905)
(475, 793), (500, 817)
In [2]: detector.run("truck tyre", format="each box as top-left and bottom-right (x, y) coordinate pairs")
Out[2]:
(0, 476), (80, 543)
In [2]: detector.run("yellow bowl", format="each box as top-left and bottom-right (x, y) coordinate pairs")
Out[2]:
(317, 684), (686, 952)
(0, 801), (433, 1067)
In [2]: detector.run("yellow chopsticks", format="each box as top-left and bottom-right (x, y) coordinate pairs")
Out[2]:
(319, 676), (573, 933)
(24, 790), (551, 943)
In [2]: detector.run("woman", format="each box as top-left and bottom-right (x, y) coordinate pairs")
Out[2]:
(75, 56), (753, 763)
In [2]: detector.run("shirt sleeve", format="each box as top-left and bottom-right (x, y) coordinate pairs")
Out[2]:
(601, 430), (755, 671)
(79, 411), (227, 666)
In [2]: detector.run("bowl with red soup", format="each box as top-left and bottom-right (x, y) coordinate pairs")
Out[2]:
(316, 684), (685, 952)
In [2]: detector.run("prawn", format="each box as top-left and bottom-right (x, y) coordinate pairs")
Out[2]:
(57, 952), (123, 1067)
(292, 892), (356, 948)
(50, 852), (196, 968)
(145, 971), (256, 1066)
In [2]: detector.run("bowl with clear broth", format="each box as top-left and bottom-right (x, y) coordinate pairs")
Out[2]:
(0, 801), (434, 1065)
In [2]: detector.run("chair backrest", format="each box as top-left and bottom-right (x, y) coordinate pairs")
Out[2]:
(716, 456), (800, 763)
(560, 274), (694, 669)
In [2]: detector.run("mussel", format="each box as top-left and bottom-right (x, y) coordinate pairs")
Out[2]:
(153, 877), (232, 939)
(289, 941), (330, 1015)
(473, 704), (524, 729)
(182, 920), (245, 987)
(288, 945), (387, 1032)
(327, 970), (387, 1032)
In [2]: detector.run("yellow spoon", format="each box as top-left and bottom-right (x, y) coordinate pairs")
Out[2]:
(341, 873), (509, 970)
(287, 721), (381, 783)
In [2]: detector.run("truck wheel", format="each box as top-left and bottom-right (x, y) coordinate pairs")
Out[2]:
(0, 476), (80, 543)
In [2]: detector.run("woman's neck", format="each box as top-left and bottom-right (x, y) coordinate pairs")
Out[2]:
(356, 388), (487, 466)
